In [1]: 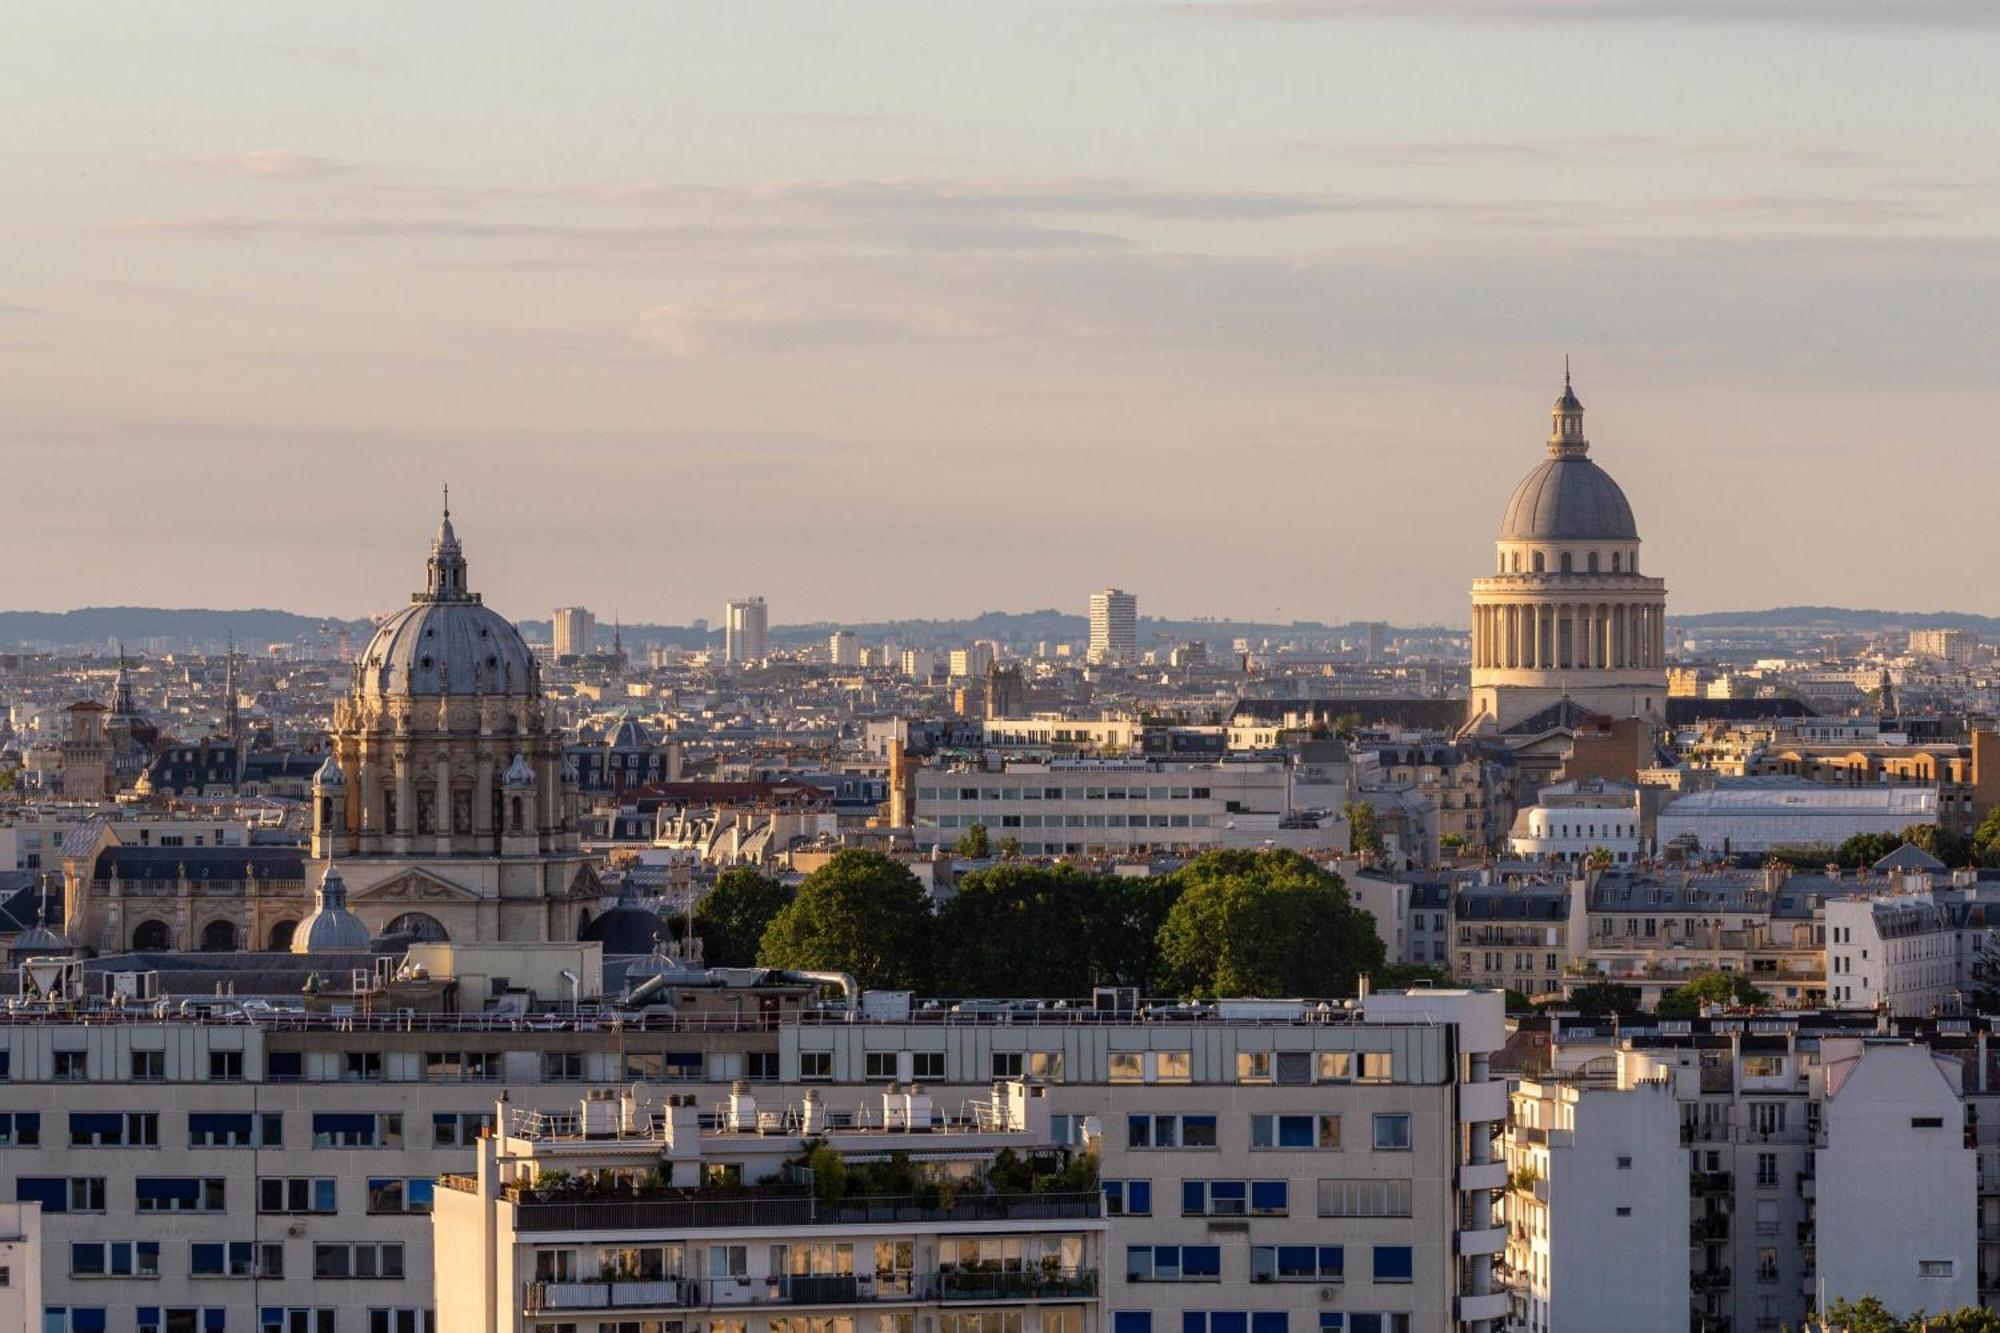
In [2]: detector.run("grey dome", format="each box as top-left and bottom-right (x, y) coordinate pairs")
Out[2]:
(312, 753), (345, 789)
(503, 752), (537, 789)
(292, 863), (372, 954)
(1499, 456), (1638, 542)
(353, 503), (538, 700)
(605, 717), (650, 749)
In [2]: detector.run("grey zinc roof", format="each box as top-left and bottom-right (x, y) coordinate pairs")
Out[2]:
(1499, 455), (1639, 541)
(355, 597), (538, 699)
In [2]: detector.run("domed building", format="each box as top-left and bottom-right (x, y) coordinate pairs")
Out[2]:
(1465, 375), (1668, 735)
(305, 502), (597, 944)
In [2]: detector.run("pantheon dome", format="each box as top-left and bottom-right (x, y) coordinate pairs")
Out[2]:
(1465, 375), (1668, 737)
(1497, 383), (1639, 542)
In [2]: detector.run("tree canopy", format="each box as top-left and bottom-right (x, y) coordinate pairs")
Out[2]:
(1656, 970), (1770, 1019)
(936, 863), (1127, 997)
(758, 849), (936, 991)
(693, 867), (794, 968)
(1156, 849), (1384, 998)
(1819, 1295), (2000, 1332)
(1343, 801), (1383, 855)
(1564, 981), (1643, 1018)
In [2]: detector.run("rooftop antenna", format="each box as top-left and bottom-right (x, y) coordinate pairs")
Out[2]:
(1564, 353), (1571, 388)
(442, 481), (450, 519)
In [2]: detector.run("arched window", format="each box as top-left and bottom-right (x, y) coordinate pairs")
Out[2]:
(511, 797), (524, 832)
(1531, 552), (1545, 573)
(1611, 553), (1622, 573)
(1559, 553), (1572, 574)
(199, 919), (240, 953)
(1588, 552), (1599, 573)
(267, 920), (298, 951)
(132, 919), (172, 951)
(386, 912), (449, 943)
(1510, 553), (1521, 573)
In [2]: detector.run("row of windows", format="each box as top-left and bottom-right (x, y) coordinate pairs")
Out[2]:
(4, 1049), (743, 1085)
(1105, 1177), (1409, 1219)
(1127, 1113), (1411, 1152)
(43, 1310), (430, 1333)
(0, 1111), (419, 1151)
(931, 814), (1213, 831)
(18, 1175), (433, 1216)
(71, 1240), (394, 1281)
(1113, 1312), (1412, 1333)
(921, 786), (1217, 802)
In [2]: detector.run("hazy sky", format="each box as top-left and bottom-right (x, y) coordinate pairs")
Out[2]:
(3, 1), (1996, 628)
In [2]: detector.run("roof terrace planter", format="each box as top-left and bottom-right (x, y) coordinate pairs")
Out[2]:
(508, 1190), (1101, 1233)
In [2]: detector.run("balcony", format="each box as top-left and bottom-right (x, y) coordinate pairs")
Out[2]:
(1457, 1292), (1512, 1324)
(1459, 1161), (1510, 1193)
(1691, 1216), (1730, 1244)
(1461, 1080), (1508, 1124)
(1692, 1171), (1733, 1194)
(1458, 1226), (1508, 1257)
(524, 1270), (1099, 1313)
(509, 1190), (1102, 1234)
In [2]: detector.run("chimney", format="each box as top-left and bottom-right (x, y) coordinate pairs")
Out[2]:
(727, 1080), (758, 1132)
(800, 1088), (826, 1136)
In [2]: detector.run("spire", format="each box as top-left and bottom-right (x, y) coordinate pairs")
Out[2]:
(1549, 362), (1587, 457)
(423, 490), (473, 603)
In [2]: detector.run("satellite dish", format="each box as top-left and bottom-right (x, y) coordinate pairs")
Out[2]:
(628, 1083), (656, 1108)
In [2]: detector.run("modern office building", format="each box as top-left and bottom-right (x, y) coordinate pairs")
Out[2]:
(1087, 592), (1137, 668)
(725, 599), (770, 665)
(553, 608), (597, 660)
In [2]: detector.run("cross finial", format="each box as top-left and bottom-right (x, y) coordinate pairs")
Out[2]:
(442, 482), (450, 519)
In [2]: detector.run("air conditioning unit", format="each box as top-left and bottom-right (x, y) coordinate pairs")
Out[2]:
(1319, 1287), (1339, 1302)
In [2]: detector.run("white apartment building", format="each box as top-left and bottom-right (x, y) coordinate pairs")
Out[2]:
(438, 1080), (1107, 1333)
(980, 720), (1140, 753)
(0, 1200), (44, 1332)
(1824, 876), (2000, 1016)
(911, 760), (1343, 857)
(554, 608), (597, 659)
(1654, 784), (1937, 857)
(1817, 1042), (1975, 1313)
(1087, 593), (1137, 668)
(1503, 1073), (1686, 1333)
(829, 631), (862, 668)
(726, 600), (770, 665)
(2, 966), (1510, 1333)
(901, 651), (937, 683)
(1505, 788), (1643, 866)
(0, 811), (256, 874)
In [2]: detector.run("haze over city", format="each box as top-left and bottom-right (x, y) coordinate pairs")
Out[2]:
(3, 1), (1997, 624)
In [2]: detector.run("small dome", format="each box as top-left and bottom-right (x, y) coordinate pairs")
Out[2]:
(605, 717), (650, 750)
(312, 753), (346, 790)
(292, 862), (372, 954)
(1500, 457), (1638, 542)
(580, 903), (664, 955)
(14, 923), (72, 954)
(503, 752), (537, 789)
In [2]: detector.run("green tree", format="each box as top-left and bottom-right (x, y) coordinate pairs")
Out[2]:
(1331, 712), (1363, 743)
(1438, 832), (1466, 855)
(1835, 831), (1901, 868)
(1156, 850), (1385, 998)
(1344, 801), (1383, 855)
(692, 867), (794, 968)
(759, 849), (935, 991)
(1817, 1295), (2000, 1333)
(1903, 822), (1973, 867)
(1657, 970), (1770, 1019)
(1099, 875), (1183, 993)
(1974, 806), (2000, 866)
(954, 823), (991, 858)
(1586, 846), (1614, 870)
(937, 863), (1121, 997)
(1374, 964), (1452, 989)
(1565, 981), (1642, 1018)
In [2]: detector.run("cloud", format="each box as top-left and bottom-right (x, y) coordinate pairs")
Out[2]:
(1165, 0), (2000, 27)
(181, 150), (365, 181)
(1283, 136), (1879, 170)
(634, 300), (998, 358)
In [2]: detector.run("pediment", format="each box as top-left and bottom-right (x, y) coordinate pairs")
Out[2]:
(347, 867), (483, 904)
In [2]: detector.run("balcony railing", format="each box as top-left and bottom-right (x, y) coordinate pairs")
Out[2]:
(510, 1191), (1103, 1234)
(525, 1269), (1099, 1312)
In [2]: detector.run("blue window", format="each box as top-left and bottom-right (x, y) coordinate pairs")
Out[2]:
(1253, 1316), (1287, 1333)
(1250, 1181), (1288, 1214)
(1319, 1319), (1345, 1332)
(1115, 1316), (1153, 1333)
(0, 1111), (40, 1146)
(1129, 1246), (1222, 1282)
(1372, 1246), (1413, 1283)
(136, 1177), (225, 1213)
(17, 1177), (66, 1212)
(1253, 1246), (1343, 1281)
(1104, 1180), (1151, 1216)
(45, 1311), (109, 1333)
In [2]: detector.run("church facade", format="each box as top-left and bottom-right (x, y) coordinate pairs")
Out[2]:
(64, 505), (598, 953)
(1465, 376), (1669, 736)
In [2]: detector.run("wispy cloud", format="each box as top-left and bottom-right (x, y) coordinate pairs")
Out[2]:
(1167, 0), (2000, 28)
(180, 150), (366, 181)
(1284, 136), (1879, 170)
(636, 299), (998, 358)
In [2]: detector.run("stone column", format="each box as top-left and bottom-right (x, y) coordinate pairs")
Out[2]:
(393, 749), (413, 854)
(434, 752), (453, 855)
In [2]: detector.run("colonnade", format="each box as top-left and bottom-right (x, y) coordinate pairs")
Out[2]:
(1470, 600), (1666, 672)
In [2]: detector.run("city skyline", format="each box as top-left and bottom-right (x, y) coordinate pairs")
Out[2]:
(2, 4), (1996, 623)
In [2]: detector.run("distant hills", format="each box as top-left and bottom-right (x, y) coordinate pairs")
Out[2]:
(0, 604), (1989, 654)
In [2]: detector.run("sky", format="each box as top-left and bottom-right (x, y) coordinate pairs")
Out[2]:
(1, 1), (1996, 629)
